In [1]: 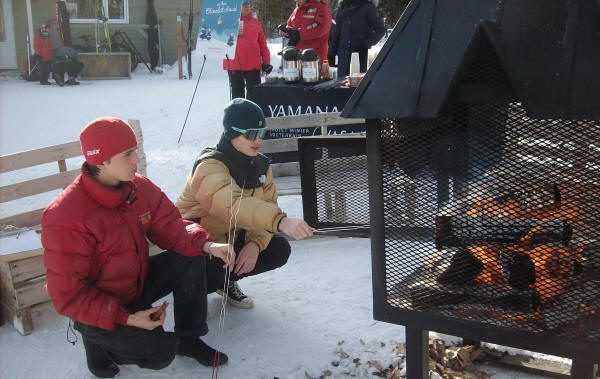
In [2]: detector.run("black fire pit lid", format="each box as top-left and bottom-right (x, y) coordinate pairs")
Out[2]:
(342, 0), (600, 120)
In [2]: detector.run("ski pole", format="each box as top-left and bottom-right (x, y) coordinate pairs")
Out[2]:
(177, 54), (207, 144)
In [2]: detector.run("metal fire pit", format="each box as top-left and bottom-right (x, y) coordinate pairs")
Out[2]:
(367, 101), (600, 375)
(298, 135), (369, 236)
(339, 1), (600, 377)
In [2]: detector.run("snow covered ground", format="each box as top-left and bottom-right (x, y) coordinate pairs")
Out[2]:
(0, 43), (561, 378)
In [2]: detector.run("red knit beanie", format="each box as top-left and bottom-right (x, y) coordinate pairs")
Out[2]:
(79, 117), (137, 165)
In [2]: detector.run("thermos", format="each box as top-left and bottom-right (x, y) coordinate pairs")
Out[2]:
(301, 48), (320, 84)
(282, 46), (302, 83)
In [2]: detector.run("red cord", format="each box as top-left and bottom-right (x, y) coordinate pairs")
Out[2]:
(211, 352), (220, 379)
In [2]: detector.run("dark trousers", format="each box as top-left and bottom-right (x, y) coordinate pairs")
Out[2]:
(337, 47), (368, 78)
(228, 70), (261, 100)
(39, 61), (50, 84)
(74, 252), (208, 369)
(52, 60), (84, 80)
(205, 231), (291, 293)
(147, 28), (159, 69)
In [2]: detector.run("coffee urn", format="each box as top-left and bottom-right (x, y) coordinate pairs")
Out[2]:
(282, 46), (302, 83)
(301, 48), (320, 84)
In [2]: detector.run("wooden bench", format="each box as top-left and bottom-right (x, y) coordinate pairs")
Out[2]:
(0, 119), (146, 335)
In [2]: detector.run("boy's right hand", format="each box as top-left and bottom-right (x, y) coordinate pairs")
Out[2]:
(278, 217), (314, 240)
(203, 242), (236, 270)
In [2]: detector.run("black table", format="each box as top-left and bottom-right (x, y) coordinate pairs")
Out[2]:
(251, 80), (365, 163)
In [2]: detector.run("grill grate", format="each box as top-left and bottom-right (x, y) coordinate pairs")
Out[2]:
(380, 102), (600, 341)
(299, 137), (369, 233)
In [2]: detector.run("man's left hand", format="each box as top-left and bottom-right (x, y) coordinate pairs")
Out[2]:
(234, 242), (260, 275)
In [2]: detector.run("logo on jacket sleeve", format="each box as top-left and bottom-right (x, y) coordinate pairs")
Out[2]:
(139, 211), (152, 225)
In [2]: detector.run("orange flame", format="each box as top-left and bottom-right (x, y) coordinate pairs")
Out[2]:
(466, 190), (582, 305)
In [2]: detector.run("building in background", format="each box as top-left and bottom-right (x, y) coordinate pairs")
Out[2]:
(1, 0), (200, 70)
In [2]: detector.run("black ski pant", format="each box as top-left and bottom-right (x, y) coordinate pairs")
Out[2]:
(147, 28), (159, 70)
(228, 69), (261, 100)
(74, 251), (208, 369)
(39, 61), (50, 84)
(336, 47), (368, 78)
(205, 231), (291, 293)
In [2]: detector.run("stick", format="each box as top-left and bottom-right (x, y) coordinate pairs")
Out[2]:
(313, 225), (370, 235)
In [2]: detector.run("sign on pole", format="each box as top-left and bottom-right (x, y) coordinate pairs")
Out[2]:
(197, 0), (244, 59)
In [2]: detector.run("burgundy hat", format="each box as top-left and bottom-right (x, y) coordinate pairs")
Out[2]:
(79, 117), (137, 165)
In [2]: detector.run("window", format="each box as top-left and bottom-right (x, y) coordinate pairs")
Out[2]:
(65, 0), (128, 23)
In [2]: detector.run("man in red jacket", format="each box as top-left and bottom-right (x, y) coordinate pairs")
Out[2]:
(223, 1), (272, 100)
(282, 0), (332, 64)
(42, 117), (235, 378)
(34, 23), (53, 85)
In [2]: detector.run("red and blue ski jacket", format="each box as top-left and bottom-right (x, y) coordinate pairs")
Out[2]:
(223, 13), (270, 72)
(34, 30), (53, 62)
(286, 0), (332, 64)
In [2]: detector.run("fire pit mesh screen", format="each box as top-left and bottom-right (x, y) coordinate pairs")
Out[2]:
(381, 102), (600, 341)
(313, 146), (369, 225)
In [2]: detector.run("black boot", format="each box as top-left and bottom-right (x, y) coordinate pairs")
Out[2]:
(82, 337), (120, 378)
(53, 73), (65, 87)
(177, 337), (228, 366)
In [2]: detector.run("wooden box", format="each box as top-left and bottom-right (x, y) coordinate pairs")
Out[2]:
(79, 52), (131, 79)
(0, 247), (47, 335)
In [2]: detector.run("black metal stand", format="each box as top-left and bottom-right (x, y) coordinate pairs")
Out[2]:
(113, 30), (152, 72)
(570, 359), (597, 379)
(406, 326), (429, 379)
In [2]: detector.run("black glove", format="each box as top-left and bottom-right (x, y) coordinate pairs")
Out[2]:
(327, 54), (337, 67)
(277, 24), (288, 33)
(261, 63), (273, 74)
(287, 28), (300, 46)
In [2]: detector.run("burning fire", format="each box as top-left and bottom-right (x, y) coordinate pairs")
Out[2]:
(466, 189), (582, 305)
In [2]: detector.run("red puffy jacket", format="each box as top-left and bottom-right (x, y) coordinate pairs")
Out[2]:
(286, 0), (332, 64)
(34, 30), (53, 62)
(223, 13), (270, 71)
(42, 168), (210, 331)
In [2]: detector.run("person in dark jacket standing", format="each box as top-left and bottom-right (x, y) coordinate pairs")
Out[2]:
(42, 117), (234, 378)
(281, 0), (332, 65)
(223, 1), (272, 100)
(328, 0), (385, 78)
(146, 0), (159, 71)
(34, 24), (53, 85)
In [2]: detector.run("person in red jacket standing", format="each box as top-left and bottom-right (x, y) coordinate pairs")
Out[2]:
(223, 1), (272, 100)
(34, 24), (53, 85)
(281, 0), (332, 65)
(42, 117), (235, 378)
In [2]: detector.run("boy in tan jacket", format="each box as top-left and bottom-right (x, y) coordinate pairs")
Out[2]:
(176, 98), (313, 308)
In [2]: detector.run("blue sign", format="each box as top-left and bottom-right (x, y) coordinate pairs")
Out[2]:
(197, 0), (244, 58)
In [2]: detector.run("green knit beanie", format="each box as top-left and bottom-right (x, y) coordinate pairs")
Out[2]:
(222, 98), (266, 141)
